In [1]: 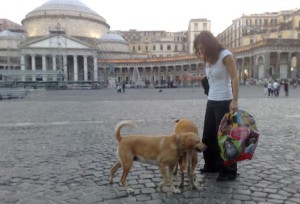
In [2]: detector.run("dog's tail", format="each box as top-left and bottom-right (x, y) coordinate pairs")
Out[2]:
(115, 120), (135, 142)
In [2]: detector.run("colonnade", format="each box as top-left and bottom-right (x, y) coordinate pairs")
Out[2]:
(20, 54), (98, 82)
(99, 58), (204, 86)
(234, 39), (300, 82)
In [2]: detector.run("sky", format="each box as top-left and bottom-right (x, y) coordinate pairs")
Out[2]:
(0, 0), (299, 35)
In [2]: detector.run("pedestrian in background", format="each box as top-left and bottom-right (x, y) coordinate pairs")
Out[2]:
(264, 81), (268, 97)
(267, 81), (273, 97)
(284, 81), (289, 97)
(122, 82), (126, 93)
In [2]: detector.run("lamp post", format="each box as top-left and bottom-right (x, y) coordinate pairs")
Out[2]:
(291, 67), (294, 79)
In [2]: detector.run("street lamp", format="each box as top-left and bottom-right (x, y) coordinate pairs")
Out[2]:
(291, 67), (294, 79)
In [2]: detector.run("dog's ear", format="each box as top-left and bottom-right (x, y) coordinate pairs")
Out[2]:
(175, 119), (180, 123)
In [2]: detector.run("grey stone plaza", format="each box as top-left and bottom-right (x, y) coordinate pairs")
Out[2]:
(0, 86), (299, 204)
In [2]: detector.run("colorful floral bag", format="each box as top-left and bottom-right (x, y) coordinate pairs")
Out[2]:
(218, 110), (259, 166)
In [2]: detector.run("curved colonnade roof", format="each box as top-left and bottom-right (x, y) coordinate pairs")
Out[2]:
(98, 55), (198, 63)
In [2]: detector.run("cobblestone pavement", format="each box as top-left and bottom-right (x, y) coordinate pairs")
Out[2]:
(0, 86), (299, 204)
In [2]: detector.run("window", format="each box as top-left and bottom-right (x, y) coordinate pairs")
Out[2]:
(256, 19), (261, 26)
(246, 19), (251, 26)
(153, 45), (156, 50)
(167, 45), (171, 50)
(145, 46), (148, 51)
(203, 23), (207, 30)
(138, 45), (141, 51)
(194, 23), (198, 31)
(132, 46), (135, 51)
(160, 44), (163, 50)
(271, 19), (277, 26)
(264, 19), (268, 26)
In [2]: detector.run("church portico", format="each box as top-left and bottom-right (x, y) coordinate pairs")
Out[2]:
(18, 35), (98, 83)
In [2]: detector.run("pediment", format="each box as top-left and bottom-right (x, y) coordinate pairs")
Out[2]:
(25, 35), (91, 49)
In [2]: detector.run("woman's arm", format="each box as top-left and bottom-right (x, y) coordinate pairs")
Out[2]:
(183, 72), (206, 81)
(224, 55), (239, 112)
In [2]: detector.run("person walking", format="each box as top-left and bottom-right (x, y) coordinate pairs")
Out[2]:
(183, 31), (239, 181)
(273, 80), (279, 97)
(267, 81), (273, 97)
(122, 82), (126, 93)
(284, 81), (289, 97)
(264, 81), (268, 97)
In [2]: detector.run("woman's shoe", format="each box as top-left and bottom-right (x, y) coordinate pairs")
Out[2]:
(217, 172), (237, 181)
(200, 166), (219, 173)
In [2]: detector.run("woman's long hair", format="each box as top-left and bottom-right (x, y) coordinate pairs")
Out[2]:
(193, 31), (224, 64)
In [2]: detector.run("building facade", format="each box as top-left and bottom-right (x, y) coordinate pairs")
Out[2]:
(188, 18), (211, 54)
(217, 9), (300, 81)
(0, 0), (209, 88)
(2, 0), (298, 88)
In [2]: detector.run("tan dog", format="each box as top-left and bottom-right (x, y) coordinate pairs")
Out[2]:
(109, 120), (207, 194)
(174, 118), (204, 189)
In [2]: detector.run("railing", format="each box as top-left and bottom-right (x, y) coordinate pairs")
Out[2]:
(0, 88), (29, 100)
(0, 70), (63, 76)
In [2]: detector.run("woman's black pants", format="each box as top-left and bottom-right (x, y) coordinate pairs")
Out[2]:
(202, 99), (237, 174)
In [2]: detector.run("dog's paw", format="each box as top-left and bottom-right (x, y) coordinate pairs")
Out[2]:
(190, 184), (198, 190)
(178, 182), (184, 189)
(108, 177), (113, 184)
(126, 187), (135, 194)
(172, 188), (182, 194)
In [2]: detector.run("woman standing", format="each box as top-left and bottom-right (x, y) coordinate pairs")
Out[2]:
(183, 31), (239, 181)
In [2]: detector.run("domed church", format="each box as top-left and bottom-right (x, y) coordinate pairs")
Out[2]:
(0, 0), (203, 88)
(0, 0), (138, 86)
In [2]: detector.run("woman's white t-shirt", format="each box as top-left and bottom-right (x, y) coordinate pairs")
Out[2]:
(205, 49), (233, 101)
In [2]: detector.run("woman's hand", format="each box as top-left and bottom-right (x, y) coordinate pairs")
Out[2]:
(183, 72), (192, 81)
(183, 72), (206, 82)
(230, 100), (238, 112)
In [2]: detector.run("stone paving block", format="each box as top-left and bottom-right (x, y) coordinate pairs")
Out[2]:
(0, 87), (299, 203)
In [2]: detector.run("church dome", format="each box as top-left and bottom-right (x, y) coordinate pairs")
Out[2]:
(22, 0), (109, 39)
(30, 0), (102, 20)
(97, 32), (129, 59)
(101, 33), (127, 43)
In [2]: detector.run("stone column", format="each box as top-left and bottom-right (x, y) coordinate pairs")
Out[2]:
(31, 55), (36, 81)
(20, 55), (25, 81)
(52, 55), (57, 81)
(93, 56), (98, 81)
(276, 52), (281, 79)
(150, 66), (153, 84)
(249, 56), (253, 78)
(241, 57), (245, 80)
(73, 56), (78, 82)
(63, 55), (68, 81)
(42, 55), (46, 81)
(296, 53), (300, 79)
(84, 56), (88, 81)
(264, 52), (270, 79)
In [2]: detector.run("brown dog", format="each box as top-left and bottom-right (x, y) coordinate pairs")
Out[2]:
(174, 118), (204, 189)
(109, 120), (207, 194)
